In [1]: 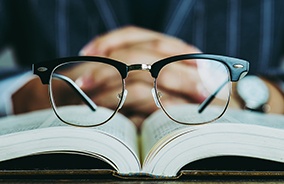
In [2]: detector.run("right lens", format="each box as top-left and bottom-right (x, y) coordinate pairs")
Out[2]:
(155, 58), (231, 124)
(50, 61), (123, 127)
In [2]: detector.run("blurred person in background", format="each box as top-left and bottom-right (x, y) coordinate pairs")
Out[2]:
(0, 0), (283, 127)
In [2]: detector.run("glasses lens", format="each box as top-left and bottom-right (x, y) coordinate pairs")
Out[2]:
(50, 61), (123, 126)
(155, 58), (231, 124)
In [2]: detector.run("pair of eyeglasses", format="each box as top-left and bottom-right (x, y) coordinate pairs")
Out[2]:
(33, 54), (249, 127)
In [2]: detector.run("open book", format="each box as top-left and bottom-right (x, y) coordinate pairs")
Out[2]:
(0, 105), (284, 178)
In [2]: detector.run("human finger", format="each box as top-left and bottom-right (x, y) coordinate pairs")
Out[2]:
(91, 81), (157, 114)
(74, 62), (123, 92)
(80, 26), (201, 57)
(80, 26), (164, 56)
(107, 46), (206, 103)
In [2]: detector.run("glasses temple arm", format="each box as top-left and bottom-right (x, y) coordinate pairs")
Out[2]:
(198, 80), (229, 113)
(52, 73), (97, 111)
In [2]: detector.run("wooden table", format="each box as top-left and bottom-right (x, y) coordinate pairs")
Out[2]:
(1, 169), (284, 183)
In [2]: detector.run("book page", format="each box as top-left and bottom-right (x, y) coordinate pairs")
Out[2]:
(141, 104), (284, 162)
(215, 108), (284, 129)
(0, 106), (140, 171)
(141, 104), (284, 176)
(140, 108), (188, 161)
(0, 106), (139, 164)
(0, 109), (54, 136)
(141, 104), (230, 159)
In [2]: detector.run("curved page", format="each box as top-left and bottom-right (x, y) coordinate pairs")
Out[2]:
(0, 106), (140, 174)
(141, 105), (284, 176)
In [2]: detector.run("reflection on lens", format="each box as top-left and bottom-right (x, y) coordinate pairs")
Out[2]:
(50, 61), (123, 126)
(156, 58), (231, 124)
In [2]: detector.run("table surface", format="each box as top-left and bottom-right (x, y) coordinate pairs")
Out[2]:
(1, 169), (284, 183)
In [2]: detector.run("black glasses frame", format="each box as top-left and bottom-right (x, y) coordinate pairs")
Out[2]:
(34, 54), (248, 84)
(33, 54), (249, 127)
(33, 54), (249, 84)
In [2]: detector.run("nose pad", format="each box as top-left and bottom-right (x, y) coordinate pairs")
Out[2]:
(151, 88), (161, 108)
(117, 90), (128, 110)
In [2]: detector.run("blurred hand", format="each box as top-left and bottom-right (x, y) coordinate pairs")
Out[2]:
(79, 26), (206, 127)
(12, 77), (50, 114)
(11, 26), (206, 128)
(11, 26), (283, 127)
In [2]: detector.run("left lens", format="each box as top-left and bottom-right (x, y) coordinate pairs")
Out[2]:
(50, 61), (123, 127)
(155, 58), (231, 124)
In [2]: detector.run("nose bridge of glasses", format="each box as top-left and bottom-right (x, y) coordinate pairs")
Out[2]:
(128, 64), (152, 72)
